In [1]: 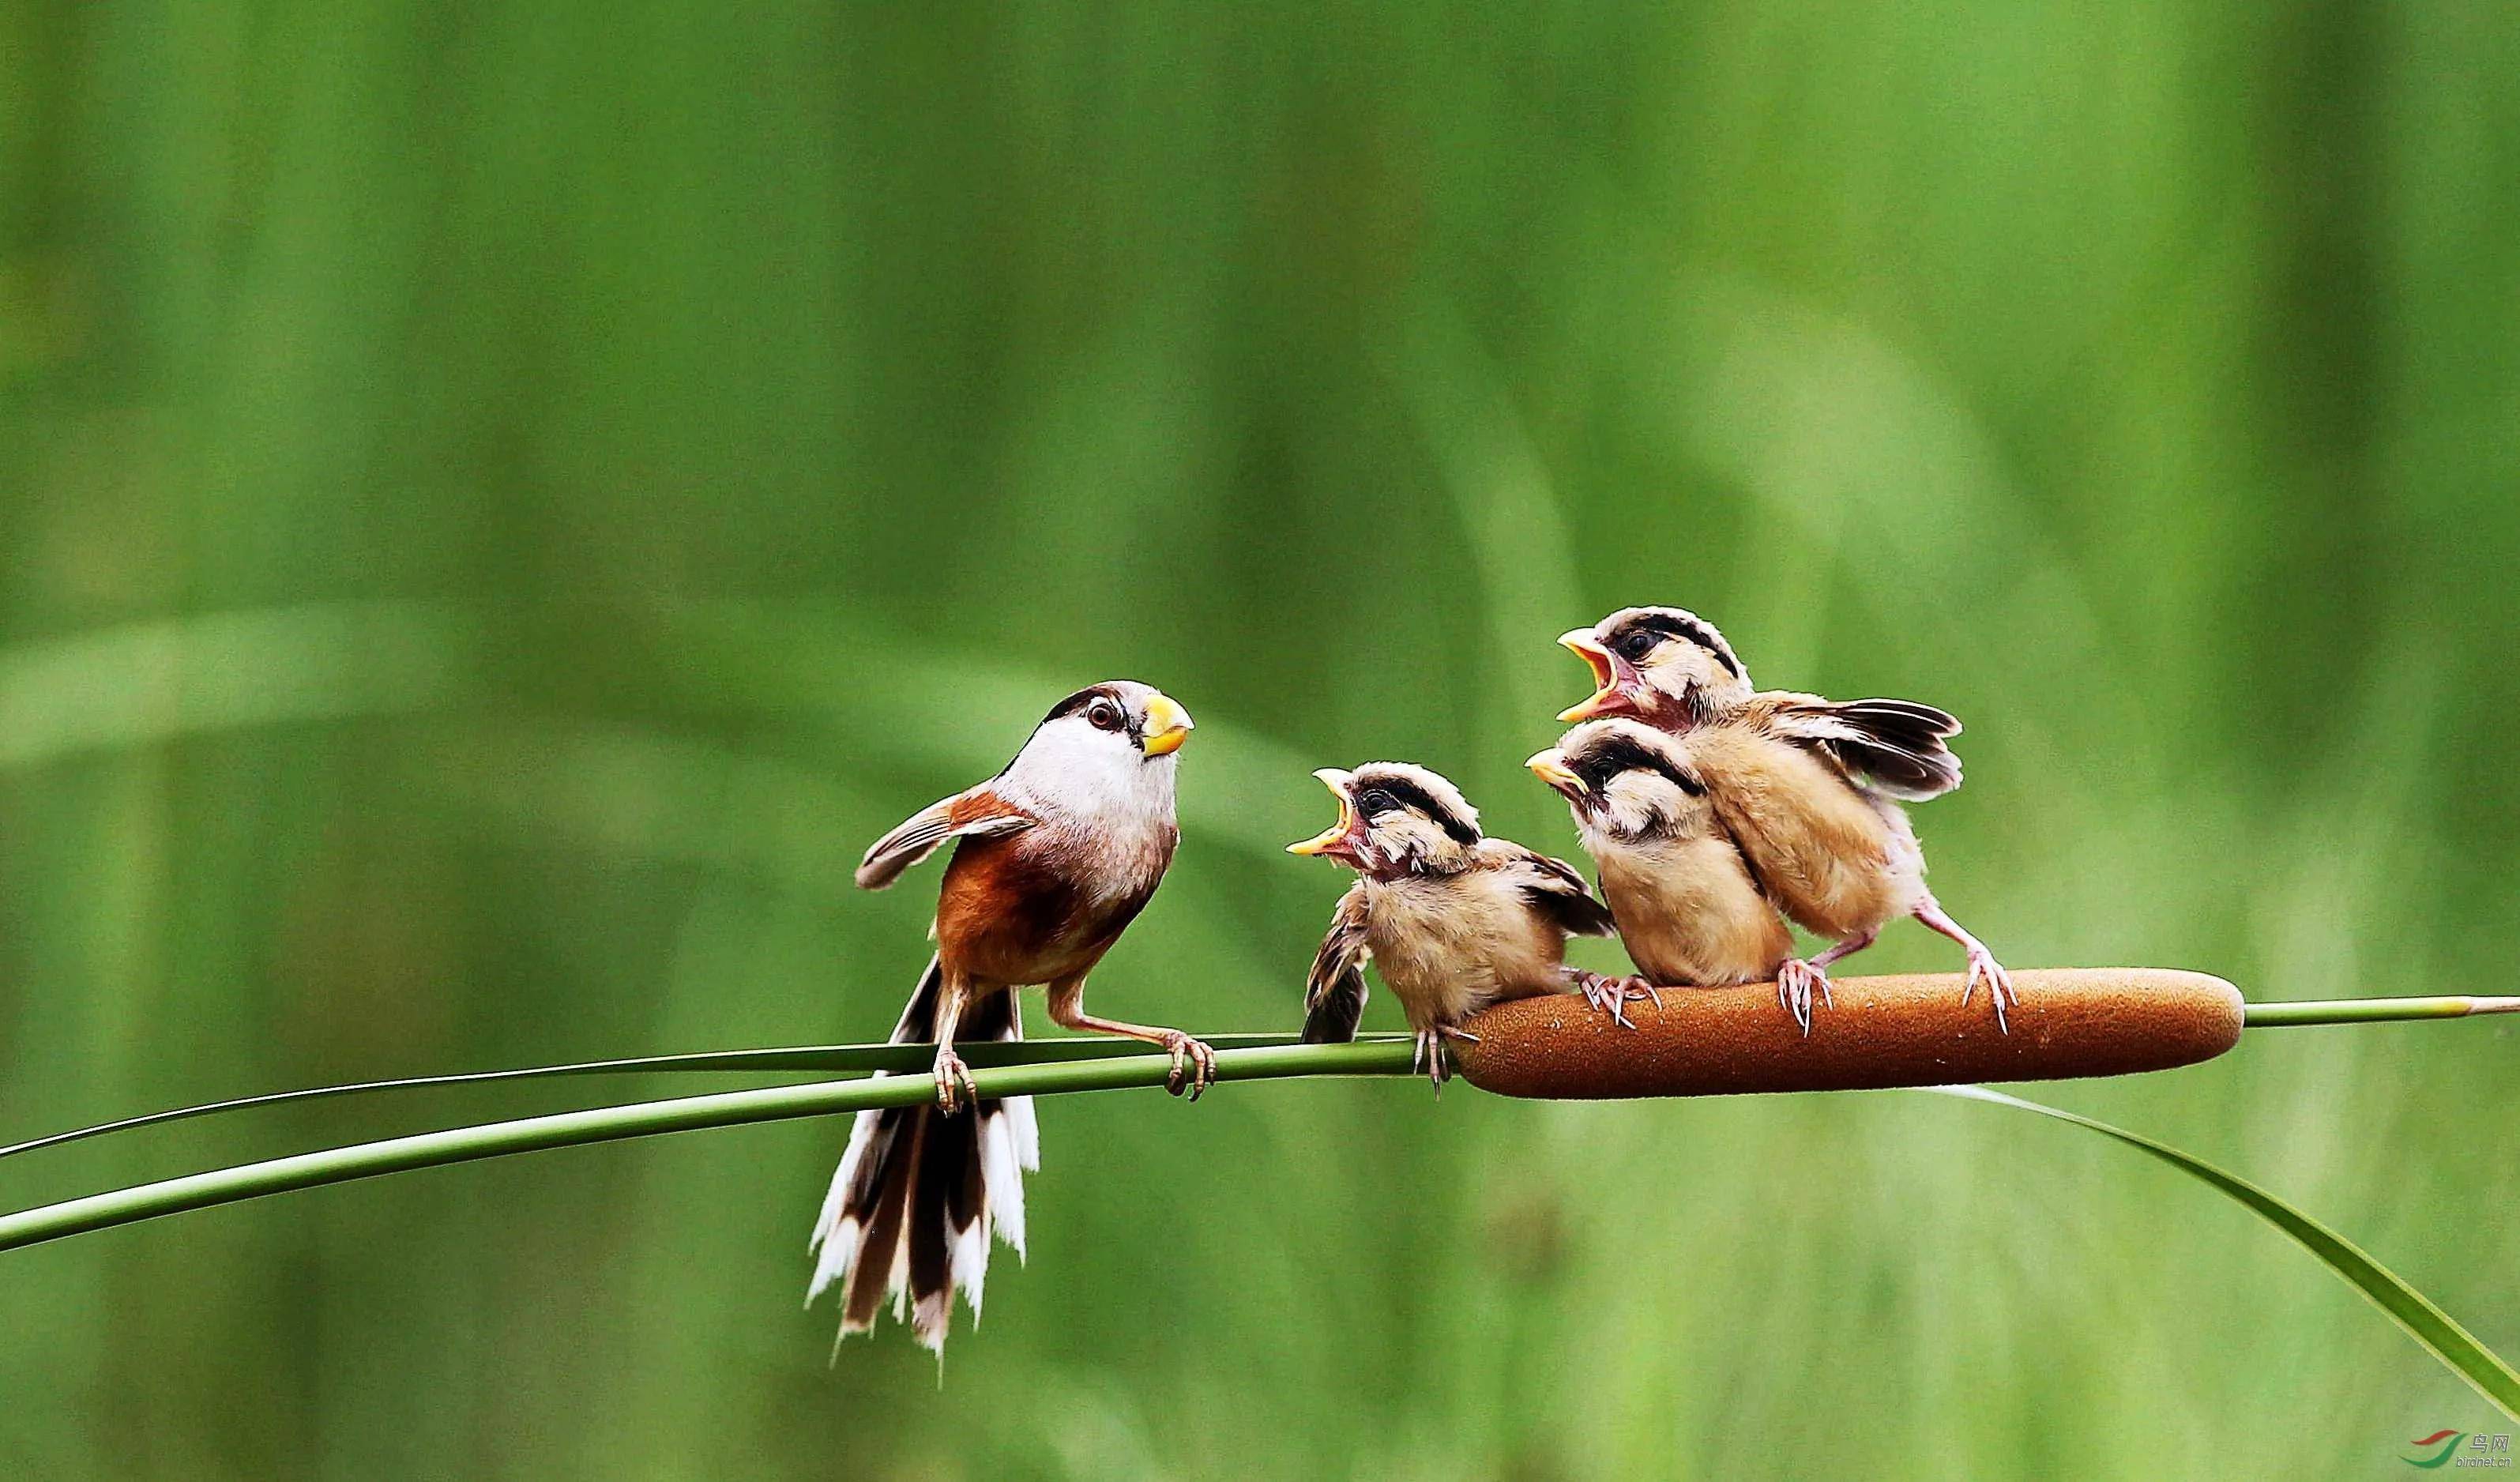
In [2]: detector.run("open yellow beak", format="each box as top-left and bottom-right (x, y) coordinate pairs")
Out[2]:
(1140, 693), (1194, 757)
(1286, 769), (1356, 855)
(1555, 629), (1620, 723)
(1525, 750), (1586, 796)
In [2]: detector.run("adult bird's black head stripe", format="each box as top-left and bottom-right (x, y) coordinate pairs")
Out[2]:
(1041, 683), (1117, 723)
(1041, 682), (1136, 734)
(1350, 767), (1483, 846)
(1035, 681), (1193, 754)
(1607, 607), (1743, 679)
(1569, 729), (1706, 797)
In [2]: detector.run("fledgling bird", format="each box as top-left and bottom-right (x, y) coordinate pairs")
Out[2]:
(1287, 762), (1620, 1085)
(807, 680), (1210, 1354)
(1556, 606), (2015, 1032)
(1526, 719), (1794, 993)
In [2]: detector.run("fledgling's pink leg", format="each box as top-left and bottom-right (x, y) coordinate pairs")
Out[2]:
(1571, 969), (1641, 1029)
(1913, 893), (2015, 1032)
(1413, 1027), (1462, 1092)
(1422, 1025), (1485, 1093)
(1774, 927), (1878, 1035)
(1774, 960), (1825, 1034)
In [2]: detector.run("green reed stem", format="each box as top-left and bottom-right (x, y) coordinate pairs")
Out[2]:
(6, 997), (2502, 1166)
(0, 1040), (1416, 1255)
(0, 1033), (1409, 1161)
(2243, 995), (2520, 1027)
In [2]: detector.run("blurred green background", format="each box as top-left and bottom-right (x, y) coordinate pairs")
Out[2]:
(3, 3), (2517, 1477)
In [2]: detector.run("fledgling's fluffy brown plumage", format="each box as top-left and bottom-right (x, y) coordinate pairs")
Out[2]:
(1288, 762), (1618, 1085)
(1527, 720), (1793, 991)
(1675, 697), (1931, 939)
(1556, 607), (2012, 1032)
(810, 680), (1206, 1355)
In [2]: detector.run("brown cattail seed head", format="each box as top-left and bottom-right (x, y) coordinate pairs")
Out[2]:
(1453, 969), (2244, 1100)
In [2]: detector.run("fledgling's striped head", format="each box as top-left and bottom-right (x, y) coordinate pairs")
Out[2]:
(1527, 719), (1709, 843)
(1556, 607), (1751, 731)
(1286, 762), (1481, 877)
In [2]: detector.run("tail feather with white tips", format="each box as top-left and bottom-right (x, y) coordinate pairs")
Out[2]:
(806, 957), (1036, 1353)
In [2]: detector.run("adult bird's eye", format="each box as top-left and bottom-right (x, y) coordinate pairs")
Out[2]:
(1087, 701), (1124, 732)
(1616, 632), (1657, 662)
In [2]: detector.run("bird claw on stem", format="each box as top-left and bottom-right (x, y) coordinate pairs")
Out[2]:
(1960, 949), (2018, 1034)
(1575, 971), (1642, 1029)
(1412, 1029), (1463, 1091)
(1158, 1032), (1217, 1100)
(1775, 960), (1834, 1036)
(931, 1050), (980, 1114)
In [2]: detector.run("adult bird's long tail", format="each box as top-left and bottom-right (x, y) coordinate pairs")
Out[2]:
(806, 957), (1038, 1352)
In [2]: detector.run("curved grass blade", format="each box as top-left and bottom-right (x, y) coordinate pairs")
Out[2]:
(0, 1040), (1420, 1254)
(1924, 1084), (2520, 1420)
(0, 1033), (1409, 1163)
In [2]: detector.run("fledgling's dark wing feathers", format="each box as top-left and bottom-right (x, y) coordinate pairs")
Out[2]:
(1485, 842), (1618, 937)
(856, 788), (1039, 890)
(1767, 694), (1965, 802)
(1301, 883), (1371, 1044)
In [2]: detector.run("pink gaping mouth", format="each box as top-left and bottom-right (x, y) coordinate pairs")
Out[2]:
(1287, 771), (1371, 867)
(1555, 630), (1642, 722)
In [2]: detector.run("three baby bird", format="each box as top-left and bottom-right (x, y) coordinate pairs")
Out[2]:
(1295, 603), (2010, 1066)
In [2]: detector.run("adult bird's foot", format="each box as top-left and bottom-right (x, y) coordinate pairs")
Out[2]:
(1154, 1030), (1217, 1100)
(1960, 947), (2018, 1033)
(1575, 971), (1640, 1029)
(932, 1049), (979, 1114)
(1775, 959), (1834, 1036)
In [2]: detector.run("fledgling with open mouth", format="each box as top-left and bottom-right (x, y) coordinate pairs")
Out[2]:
(807, 679), (1207, 1354)
(1527, 718), (1793, 995)
(1287, 762), (1619, 1086)
(1557, 607), (2014, 1033)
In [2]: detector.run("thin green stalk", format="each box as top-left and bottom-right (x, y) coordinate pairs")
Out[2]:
(0, 1040), (1415, 1254)
(8, 995), (2506, 1165)
(0, 1033), (1408, 1162)
(2243, 995), (2520, 1027)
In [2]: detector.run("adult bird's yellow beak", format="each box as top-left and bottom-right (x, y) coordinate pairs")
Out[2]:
(1287, 769), (1356, 855)
(1525, 750), (1586, 796)
(1556, 630), (1620, 722)
(1140, 693), (1195, 756)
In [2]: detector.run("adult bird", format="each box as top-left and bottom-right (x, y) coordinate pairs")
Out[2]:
(808, 680), (1209, 1352)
